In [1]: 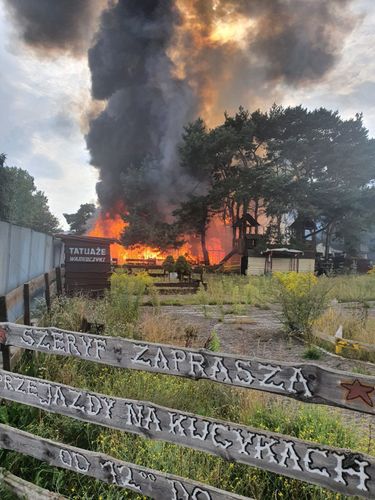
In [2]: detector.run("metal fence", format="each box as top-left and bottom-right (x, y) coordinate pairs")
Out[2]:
(0, 221), (63, 321)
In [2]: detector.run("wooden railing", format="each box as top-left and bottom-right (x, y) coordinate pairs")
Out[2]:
(0, 267), (64, 370)
(0, 322), (374, 499)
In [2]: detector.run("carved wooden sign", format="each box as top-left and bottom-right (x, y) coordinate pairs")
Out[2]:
(0, 369), (373, 498)
(0, 424), (246, 500)
(1, 322), (375, 415)
(66, 245), (109, 264)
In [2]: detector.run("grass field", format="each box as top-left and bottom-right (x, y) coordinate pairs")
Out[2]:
(147, 273), (375, 307)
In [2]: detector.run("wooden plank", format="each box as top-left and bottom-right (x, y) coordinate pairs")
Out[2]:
(4, 284), (24, 311)
(0, 370), (373, 498)
(28, 274), (46, 296)
(5, 270), (57, 313)
(314, 331), (336, 345)
(44, 273), (51, 313)
(0, 467), (66, 499)
(0, 424), (245, 500)
(55, 267), (62, 296)
(23, 283), (31, 326)
(1, 322), (375, 415)
(0, 301), (10, 371)
(49, 269), (57, 283)
(154, 282), (200, 288)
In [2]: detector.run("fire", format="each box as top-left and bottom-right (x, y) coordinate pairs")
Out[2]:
(87, 211), (166, 263)
(87, 210), (232, 266)
(209, 18), (255, 47)
(170, 1), (256, 125)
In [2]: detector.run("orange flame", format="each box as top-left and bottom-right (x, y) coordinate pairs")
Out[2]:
(87, 210), (232, 266)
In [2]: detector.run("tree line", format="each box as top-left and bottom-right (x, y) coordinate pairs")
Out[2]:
(120, 105), (375, 264)
(0, 153), (59, 234)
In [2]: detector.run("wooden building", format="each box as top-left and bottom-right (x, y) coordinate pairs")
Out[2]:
(220, 213), (317, 275)
(222, 214), (263, 274)
(56, 234), (116, 294)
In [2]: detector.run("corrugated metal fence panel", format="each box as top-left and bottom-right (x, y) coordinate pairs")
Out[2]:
(0, 221), (11, 295)
(0, 221), (63, 321)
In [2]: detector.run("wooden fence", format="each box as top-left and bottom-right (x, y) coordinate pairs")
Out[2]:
(0, 322), (374, 498)
(0, 267), (63, 371)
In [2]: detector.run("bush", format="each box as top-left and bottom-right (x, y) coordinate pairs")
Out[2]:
(162, 255), (175, 274)
(175, 256), (192, 281)
(108, 271), (152, 332)
(274, 272), (329, 337)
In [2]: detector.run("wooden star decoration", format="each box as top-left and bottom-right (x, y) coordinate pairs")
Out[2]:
(341, 379), (374, 407)
(0, 327), (6, 344)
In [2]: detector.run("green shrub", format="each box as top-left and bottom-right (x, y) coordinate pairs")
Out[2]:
(108, 270), (152, 331)
(207, 330), (221, 352)
(175, 256), (191, 281)
(162, 255), (175, 274)
(274, 272), (329, 337)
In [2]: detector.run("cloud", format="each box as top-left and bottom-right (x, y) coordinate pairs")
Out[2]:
(26, 154), (63, 180)
(0, 3), (98, 227)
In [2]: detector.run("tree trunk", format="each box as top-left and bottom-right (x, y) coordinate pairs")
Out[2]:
(254, 199), (259, 235)
(201, 229), (210, 266)
(277, 215), (282, 243)
(324, 223), (333, 261)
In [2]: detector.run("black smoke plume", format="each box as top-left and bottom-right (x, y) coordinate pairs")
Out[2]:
(86, 0), (196, 218)
(4, 0), (104, 56)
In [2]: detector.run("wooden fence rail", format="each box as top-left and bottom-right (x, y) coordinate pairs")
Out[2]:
(0, 466), (65, 499)
(1, 323), (374, 415)
(0, 267), (64, 370)
(0, 322), (374, 498)
(0, 424), (246, 500)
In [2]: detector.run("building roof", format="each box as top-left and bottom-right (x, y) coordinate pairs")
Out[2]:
(263, 247), (304, 255)
(233, 213), (260, 228)
(290, 217), (316, 230)
(55, 233), (119, 244)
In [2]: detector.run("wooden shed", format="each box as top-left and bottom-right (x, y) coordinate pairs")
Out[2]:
(262, 248), (315, 274)
(57, 235), (117, 295)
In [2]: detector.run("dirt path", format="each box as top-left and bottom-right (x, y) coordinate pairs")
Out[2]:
(153, 304), (375, 447)
(158, 304), (375, 374)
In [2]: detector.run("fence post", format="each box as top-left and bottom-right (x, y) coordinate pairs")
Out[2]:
(44, 273), (51, 313)
(0, 296), (11, 371)
(23, 283), (31, 326)
(55, 266), (62, 296)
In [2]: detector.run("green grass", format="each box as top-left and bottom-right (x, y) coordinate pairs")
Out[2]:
(145, 274), (375, 309)
(303, 346), (322, 360)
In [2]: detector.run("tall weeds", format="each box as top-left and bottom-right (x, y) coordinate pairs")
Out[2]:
(274, 272), (330, 337)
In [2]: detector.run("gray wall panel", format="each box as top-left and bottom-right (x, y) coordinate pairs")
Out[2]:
(0, 221), (63, 299)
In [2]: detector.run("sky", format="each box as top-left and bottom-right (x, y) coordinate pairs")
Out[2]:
(0, 0), (375, 228)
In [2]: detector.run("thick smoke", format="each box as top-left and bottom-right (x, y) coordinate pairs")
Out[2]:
(4, 0), (105, 55)
(86, 0), (197, 215)
(174, 0), (356, 120)
(87, 0), (356, 217)
(4, 0), (358, 242)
